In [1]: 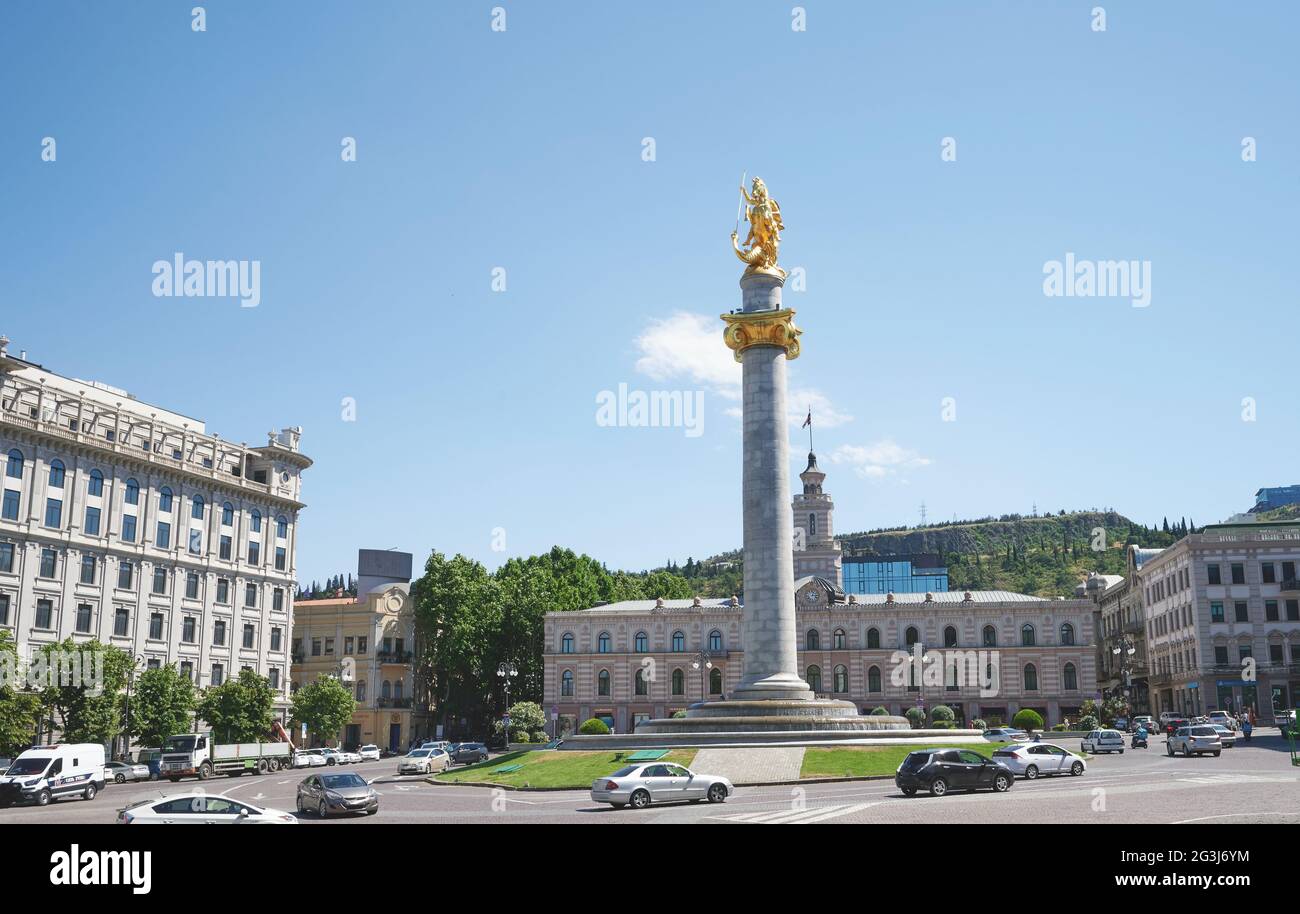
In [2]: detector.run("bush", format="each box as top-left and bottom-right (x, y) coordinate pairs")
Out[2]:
(671, 710), (687, 719)
(904, 707), (927, 729)
(931, 705), (955, 723)
(930, 720), (956, 729)
(512, 732), (531, 743)
(1051, 723), (1069, 731)
(1076, 715), (1099, 732)
(578, 718), (611, 735)
(529, 731), (548, 743)
(1012, 709), (1045, 732)
(870, 706), (890, 716)
(971, 718), (988, 731)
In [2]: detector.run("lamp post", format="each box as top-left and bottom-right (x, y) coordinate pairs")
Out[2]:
(691, 649), (713, 701)
(496, 661), (518, 739)
(1110, 637), (1139, 718)
(120, 653), (146, 761)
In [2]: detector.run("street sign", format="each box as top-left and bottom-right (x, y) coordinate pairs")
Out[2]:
(551, 712), (558, 721)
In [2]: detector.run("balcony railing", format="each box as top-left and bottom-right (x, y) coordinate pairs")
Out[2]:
(377, 697), (412, 709)
(376, 650), (413, 664)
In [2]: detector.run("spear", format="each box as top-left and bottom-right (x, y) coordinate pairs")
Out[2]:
(734, 170), (747, 234)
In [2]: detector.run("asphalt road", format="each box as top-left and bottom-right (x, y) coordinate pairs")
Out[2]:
(3, 731), (1297, 825)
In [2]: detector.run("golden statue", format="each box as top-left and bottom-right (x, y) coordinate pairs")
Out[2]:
(731, 176), (785, 278)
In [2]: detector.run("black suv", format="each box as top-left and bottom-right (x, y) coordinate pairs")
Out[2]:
(895, 748), (1015, 798)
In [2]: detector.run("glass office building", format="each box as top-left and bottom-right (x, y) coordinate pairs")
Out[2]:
(842, 555), (948, 594)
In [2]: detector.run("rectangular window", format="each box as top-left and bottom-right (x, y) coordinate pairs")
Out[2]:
(219, 535), (231, 560)
(1234, 601), (1249, 622)
(275, 546), (286, 571)
(276, 517), (288, 538)
(1210, 602), (1224, 623)
(156, 521), (171, 549)
(1207, 564), (1221, 585)
(1, 489), (18, 520)
(114, 607), (130, 637)
(1262, 563), (1276, 584)
(0, 542), (13, 573)
(211, 663), (224, 686)
(222, 504), (233, 526)
(84, 506), (101, 536)
(1230, 563), (1245, 585)
(1284, 561), (1298, 582)
(1266, 600), (1279, 621)
(243, 624), (255, 649)
(186, 572), (199, 599)
(40, 548), (57, 578)
(179, 661), (193, 682)
(244, 583), (257, 608)
(44, 497), (62, 528)
(311, 638), (321, 657)
(79, 554), (96, 585)
(1239, 646), (1252, 661)
(183, 616), (196, 643)
(1270, 644), (1284, 663)
(0, 594), (9, 625)
(269, 667), (280, 690)
(149, 613), (164, 640)
(188, 528), (202, 555)
(357, 636), (367, 655)
(344, 636), (354, 655)
(117, 561), (133, 589)
(1287, 599), (1299, 621)
(216, 578), (229, 604)
(35, 599), (54, 629)
(272, 588), (284, 612)
(325, 638), (335, 655)
(270, 627), (282, 651)
(75, 603), (92, 633)
(152, 566), (167, 595)
(121, 514), (137, 543)
(213, 620), (226, 646)
(247, 542), (260, 565)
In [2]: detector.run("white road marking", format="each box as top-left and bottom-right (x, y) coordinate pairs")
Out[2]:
(713, 802), (878, 824)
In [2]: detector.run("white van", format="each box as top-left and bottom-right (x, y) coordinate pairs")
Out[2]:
(0, 744), (106, 807)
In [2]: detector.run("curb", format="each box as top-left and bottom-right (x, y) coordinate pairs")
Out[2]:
(428, 773), (900, 791)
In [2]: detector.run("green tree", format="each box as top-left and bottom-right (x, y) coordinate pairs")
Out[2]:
(290, 676), (357, 745)
(1013, 708), (1045, 732)
(196, 669), (275, 743)
(0, 631), (41, 756)
(129, 665), (196, 747)
(36, 638), (133, 745)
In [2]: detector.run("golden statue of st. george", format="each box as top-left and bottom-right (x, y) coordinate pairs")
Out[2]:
(731, 176), (786, 279)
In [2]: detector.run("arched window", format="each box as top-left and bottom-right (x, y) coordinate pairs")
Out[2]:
(1021, 624), (1036, 647)
(833, 628), (846, 650)
(806, 665), (822, 692)
(276, 515), (288, 538)
(250, 510), (262, 533)
(158, 486), (173, 512)
(905, 626), (920, 647)
(5, 449), (23, 479)
(709, 630), (722, 652)
(635, 668), (648, 696)
(982, 625), (997, 647)
(671, 630), (685, 652)
(87, 469), (104, 497)
(191, 495), (205, 520)
(806, 629), (820, 650)
(634, 631), (648, 653)
(1063, 663), (1078, 691)
(671, 669), (684, 695)
(867, 628), (880, 649)
(561, 633), (574, 654)
(597, 632), (611, 653)
(381, 680), (391, 700)
(944, 625), (958, 648)
(868, 665), (882, 692)
(1060, 622), (1075, 646)
(709, 667), (723, 695)
(808, 513), (817, 536)
(597, 670), (611, 696)
(48, 459), (65, 488)
(124, 478), (140, 506)
(222, 502), (234, 526)
(1023, 663), (1038, 691)
(561, 670), (574, 696)
(833, 664), (848, 693)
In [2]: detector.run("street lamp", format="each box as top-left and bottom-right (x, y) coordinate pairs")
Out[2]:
(1110, 637), (1141, 716)
(496, 661), (518, 738)
(120, 653), (147, 761)
(691, 649), (713, 700)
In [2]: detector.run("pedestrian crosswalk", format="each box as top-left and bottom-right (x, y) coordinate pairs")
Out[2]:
(1176, 774), (1296, 786)
(711, 802), (879, 824)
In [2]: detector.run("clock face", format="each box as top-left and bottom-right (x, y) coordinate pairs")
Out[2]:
(806, 589), (820, 603)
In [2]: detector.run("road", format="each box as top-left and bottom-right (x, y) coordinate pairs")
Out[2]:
(3, 731), (1297, 825)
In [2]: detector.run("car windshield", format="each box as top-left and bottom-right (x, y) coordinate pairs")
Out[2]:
(6, 757), (51, 776)
(360, 745), (377, 751)
(322, 773), (367, 789)
(408, 749), (430, 757)
(162, 736), (196, 753)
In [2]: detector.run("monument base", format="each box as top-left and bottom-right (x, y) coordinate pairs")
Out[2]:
(634, 699), (910, 735)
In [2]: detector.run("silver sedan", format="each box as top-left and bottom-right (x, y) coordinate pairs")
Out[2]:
(990, 743), (1087, 779)
(591, 763), (733, 809)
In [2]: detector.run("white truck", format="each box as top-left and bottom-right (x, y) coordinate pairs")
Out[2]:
(159, 733), (292, 781)
(0, 743), (106, 807)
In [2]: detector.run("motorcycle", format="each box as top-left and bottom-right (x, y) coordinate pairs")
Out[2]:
(1131, 728), (1148, 749)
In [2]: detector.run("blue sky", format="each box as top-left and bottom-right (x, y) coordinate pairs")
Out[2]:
(2, 1), (1297, 588)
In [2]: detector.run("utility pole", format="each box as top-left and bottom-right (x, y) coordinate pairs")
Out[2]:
(919, 502), (927, 526)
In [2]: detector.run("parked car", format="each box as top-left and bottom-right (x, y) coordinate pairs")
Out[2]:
(104, 761), (151, 784)
(982, 728), (1029, 743)
(316, 748), (344, 766)
(418, 741), (451, 753)
(331, 748), (362, 764)
(895, 748), (1014, 798)
(0, 744), (105, 807)
(357, 744), (381, 762)
(116, 792), (297, 824)
(297, 771), (378, 818)
(1130, 715), (1155, 733)
(398, 748), (449, 775)
(991, 743), (1086, 779)
(0, 759), (11, 777)
(1168, 725), (1222, 757)
(448, 742), (489, 765)
(1210, 725), (1236, 748)
(1112, 716), (1129, 733)
(292, 750), (327, 769)
(1081, 729), (1126, 754)
(590, 763), (732, 809)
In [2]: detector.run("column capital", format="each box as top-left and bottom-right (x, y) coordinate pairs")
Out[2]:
(720, 308), (802, 362)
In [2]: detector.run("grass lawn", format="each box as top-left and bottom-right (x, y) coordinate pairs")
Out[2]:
(800, 743), (1013, 779)
(432, 749), (699, 789)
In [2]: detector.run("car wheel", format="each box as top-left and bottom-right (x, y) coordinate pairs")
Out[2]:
(115, 774), (125, 784)
(901, 787), (917, 797)
(198, 761), (213, 780)
(630, 789), (651, 809)
(84, 783), (97, 801)
(366, 808), (377, 816)
(318, 800), (328, 818)
(929, 777), (948, 798)
(1213, 751), (1221, 757)
(1025, 765), (1039, 780)
(993, 774), (1011, 792)
(1167, 744), (1174, 756)
(1070, 761), (1084, 776)
(1119, 749), (1124, 754)
(707, 783), (727, 803)
(36, 789), (51, 807)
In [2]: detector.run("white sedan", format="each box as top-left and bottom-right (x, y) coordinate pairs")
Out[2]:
(116, 793), (297, 824)
(292, 750), (328, 769)
(397, 748), (449, 775)
(591, 763), (732, 809)
(982, 728), (1030, 743)
(989, 743), (1087, 779)
(357, 744), (381, 762)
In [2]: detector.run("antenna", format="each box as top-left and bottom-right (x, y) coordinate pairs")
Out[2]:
(919, 502), (928, 526)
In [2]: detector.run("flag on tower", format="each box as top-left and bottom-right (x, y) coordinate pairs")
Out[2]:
(801, 409), (812, 429)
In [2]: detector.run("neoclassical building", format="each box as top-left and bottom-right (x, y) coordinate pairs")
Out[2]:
(543, 453), (1097, 735)
(0, 335), (309, 721)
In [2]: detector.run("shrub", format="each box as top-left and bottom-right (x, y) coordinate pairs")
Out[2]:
(930, 720), (955, 729)
(671, 710), (687, 719)
(870, 706), (890, 716)
(904, 707), (927, 729)
(930, 705), (955, 723)
(529, 731), (548, 743)
(578, 718), (611, 735)
(1076, 715), (1099, 732)
(512, 732), (531, 743)
(971, 718), (988, 731)
(1051, 723), (1069, 731)
(1012, 709), (1045, 732)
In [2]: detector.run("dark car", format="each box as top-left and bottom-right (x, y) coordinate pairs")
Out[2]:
(895, 748), (1015, 798)
(296, 771), (378, 818)
(449, 742), (489, 765)
(1164, 718), (1191, 737)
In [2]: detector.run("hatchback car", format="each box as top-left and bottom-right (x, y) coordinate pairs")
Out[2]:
(297, 771), (378, 818)
(591, 763), (731, 809)
(103, 761), (151, 784)
(896, 748), (1014, 797)
(398, 748), (449, 775)
(1168, 725), (1222, 757)
(1210, 725), (1236, 748)
(117, 793), (297, 824)
(1081, 729), (1125, 754)
(991, 743), (1086, 779)
(449, 742), (490, 765)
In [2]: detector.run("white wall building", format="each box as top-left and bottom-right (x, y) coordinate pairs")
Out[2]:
(0, 335), (310, 717)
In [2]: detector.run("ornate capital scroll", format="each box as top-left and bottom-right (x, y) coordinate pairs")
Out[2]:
(720, 308), (801, 362)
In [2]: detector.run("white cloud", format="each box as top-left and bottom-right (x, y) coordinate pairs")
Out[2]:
(789, 388), (852, 429)
(831, 440), (933, 480)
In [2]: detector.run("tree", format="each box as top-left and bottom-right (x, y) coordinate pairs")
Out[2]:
(493, 700), (546, 741)
(36, 638), (133, 745)
(290, 677), (357, 745)
(1013, 708), (1045, 732)
(196, 669), (275, 743)
(0, 631), (41, 756)
(129, 665), (196, 747)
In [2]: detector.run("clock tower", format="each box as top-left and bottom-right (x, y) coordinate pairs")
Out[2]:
(792, 450), (842, 587)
